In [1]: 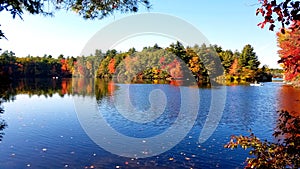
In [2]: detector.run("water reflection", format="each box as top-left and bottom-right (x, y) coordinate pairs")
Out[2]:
(278, 84), (300, 115)
(0, 78), (113, 142)
(0, 102), (7, 141)
(276, 84), (300, 143)
(0, 79), (294, 168)
(0, 82), (9, 142)
(221, 84), (279, 135)
(0, 79), (286, 143)
(0, 78), (114, 99)
(0, 78), (202, 101)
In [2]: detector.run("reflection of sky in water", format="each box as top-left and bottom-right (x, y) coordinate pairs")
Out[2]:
(221, 83), (280, 139)
(100, 84), (181, 138)
(0, 81), (290, 168)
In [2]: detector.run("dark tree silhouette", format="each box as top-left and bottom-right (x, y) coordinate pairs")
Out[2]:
(257, 0), (300, 32)
(0, 91), (7, 141)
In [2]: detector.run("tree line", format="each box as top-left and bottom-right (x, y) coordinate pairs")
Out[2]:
(0, 42), (273, 84)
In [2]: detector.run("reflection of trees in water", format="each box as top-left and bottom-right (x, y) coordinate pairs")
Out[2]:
(0, 78), (62, 98)
(0, 83), (8, 141)
(0, 117), (7, 141)
(0, 78), (113, 99)
(72, 78), (114, 100)
(278, 85), (300, 115)
(276, 85), (300, 142)
(0, 78), (115, 141)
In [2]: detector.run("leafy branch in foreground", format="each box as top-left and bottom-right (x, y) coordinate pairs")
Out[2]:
(225, 110), (300, 169)
(0, 0), (151, 39)
(256, 0), (300, 32)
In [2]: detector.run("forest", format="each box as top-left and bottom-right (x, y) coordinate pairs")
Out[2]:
(0, 42), (275, 85)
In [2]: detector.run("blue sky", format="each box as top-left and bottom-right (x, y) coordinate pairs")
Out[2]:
(0, 0), (281, 68)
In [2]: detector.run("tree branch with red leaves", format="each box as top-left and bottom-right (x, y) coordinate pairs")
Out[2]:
(257, 0), (300, 33)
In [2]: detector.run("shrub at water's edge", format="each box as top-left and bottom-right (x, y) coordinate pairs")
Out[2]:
(225, 110), (300, 169)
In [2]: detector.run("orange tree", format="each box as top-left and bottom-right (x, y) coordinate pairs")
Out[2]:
(277, 28), (300, 84)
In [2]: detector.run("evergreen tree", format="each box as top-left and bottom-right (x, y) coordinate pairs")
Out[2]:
(239, 44), (260, 70)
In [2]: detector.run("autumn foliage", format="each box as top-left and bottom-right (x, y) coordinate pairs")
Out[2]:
(229, 58), (240, 75)
(0, 42), (269, 84)
(225, 110), (300, 169)
(108, 58), (116, 74)
(160, 57), (183, 79)
(257, 0), (300, 32)
(277, 28), (300, 82)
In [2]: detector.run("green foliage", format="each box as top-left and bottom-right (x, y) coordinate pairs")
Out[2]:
(186, 47), (208, 80)
(269, 68), (284, 78)
(0, 0), (48, 19)
(114, 47), (172, 81)
(70, 0), (151, 19)
(239, 44), (260, 71)
(166, 41), (188, 63)
(220, 44), (262, 82)
(218, 49), (235, 73)
(0, 42), (269, 84)
(0, 50), (64, 78)
(193, 44), (224, 78)
(215, 44), (264, 83)
(225, 110), (300, 169)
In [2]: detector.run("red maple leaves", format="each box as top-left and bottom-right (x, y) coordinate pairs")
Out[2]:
(277, 28), (300, 81)
(257, 0), (300, 32)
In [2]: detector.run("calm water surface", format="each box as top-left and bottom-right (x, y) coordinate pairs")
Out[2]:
(0, 79), (297, 169)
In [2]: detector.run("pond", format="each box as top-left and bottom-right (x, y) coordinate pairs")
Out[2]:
(0, 78), (297, 169)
